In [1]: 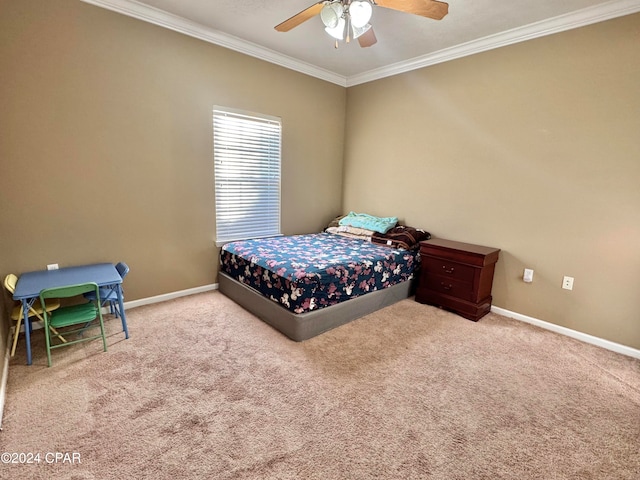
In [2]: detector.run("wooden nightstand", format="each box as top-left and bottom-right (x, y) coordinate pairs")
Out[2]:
(415, 239), (500, 321)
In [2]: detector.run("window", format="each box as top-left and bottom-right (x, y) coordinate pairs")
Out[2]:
(213, 107), (281, 245)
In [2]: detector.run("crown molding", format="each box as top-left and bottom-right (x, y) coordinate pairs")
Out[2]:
(81, 0), (640, 88)
(79, 0), (348, 86)
(347, 0), (640, 86)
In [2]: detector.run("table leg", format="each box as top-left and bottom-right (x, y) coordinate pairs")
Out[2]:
(22, 299), (32, 365)
(116, 285), (129, 339)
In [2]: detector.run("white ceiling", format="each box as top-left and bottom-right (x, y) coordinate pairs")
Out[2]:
(82, 0), (640, 86)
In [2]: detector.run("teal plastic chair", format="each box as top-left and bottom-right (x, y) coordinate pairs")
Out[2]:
(40, 282), (107, 367)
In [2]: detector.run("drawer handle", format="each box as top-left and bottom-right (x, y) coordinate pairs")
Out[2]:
(440, 282), (452, 290)
(442, 265), (455, 274)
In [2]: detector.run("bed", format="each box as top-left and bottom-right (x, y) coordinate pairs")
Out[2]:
(218, 225), (428, 341)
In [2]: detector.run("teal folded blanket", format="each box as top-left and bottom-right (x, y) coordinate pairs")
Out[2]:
(338, 212), (398, 234)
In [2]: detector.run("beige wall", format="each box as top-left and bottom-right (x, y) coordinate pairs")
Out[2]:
(0, 1), (345, 360)
(344, 14), (640, 349)
(1, 0), (638, 374)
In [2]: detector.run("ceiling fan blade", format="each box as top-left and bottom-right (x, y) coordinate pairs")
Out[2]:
(374, 0), (448, 20)
(275, 2), (325, 32)
(358, 28), (377, 48)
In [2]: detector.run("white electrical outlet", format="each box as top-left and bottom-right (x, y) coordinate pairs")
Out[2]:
(523, 268), (534, 283)
(47, 263), (59, 270)
(562, 276), (574, 290)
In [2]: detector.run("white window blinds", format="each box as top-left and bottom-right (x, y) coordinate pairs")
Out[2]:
(213, 107), (281, 244)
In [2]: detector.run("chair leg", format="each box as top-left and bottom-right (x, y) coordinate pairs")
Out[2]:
(31, 310), (67, 344)
(44, 316), (52, 367)
(98, 312), (107, 353)
(10, 316), (23, 357)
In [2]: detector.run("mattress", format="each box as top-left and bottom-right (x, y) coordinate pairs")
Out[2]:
(220, 232), (418, 314)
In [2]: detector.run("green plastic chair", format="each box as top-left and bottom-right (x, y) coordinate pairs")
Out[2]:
(39, 282), (107, 367)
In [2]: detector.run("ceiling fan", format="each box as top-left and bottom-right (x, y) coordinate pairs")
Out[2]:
(275, 0), (449, 48)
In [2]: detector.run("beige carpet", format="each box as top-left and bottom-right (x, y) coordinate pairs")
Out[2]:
(1, 292), (639, 479)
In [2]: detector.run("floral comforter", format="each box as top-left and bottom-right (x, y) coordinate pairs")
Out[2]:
(220, 232), (418, 314)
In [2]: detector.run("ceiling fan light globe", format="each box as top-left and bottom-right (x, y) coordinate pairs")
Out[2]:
(351, 22), (371, 39)
(325, 16), (346, 40)
(331, 3), (345, 18)
(320, 4), (338, 28)
(349, 1), (373, 29)
(322, 2), (345, 28)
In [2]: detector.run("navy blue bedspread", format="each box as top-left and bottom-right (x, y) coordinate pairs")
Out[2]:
(220, 232), (418, 314)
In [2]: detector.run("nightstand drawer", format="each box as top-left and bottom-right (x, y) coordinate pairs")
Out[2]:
(422, 257), (476, 283)
(422, 275), (474, 301)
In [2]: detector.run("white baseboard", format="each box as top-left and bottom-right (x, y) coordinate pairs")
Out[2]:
(491, 305), (640, 360)
(123, 283), (218, 310)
